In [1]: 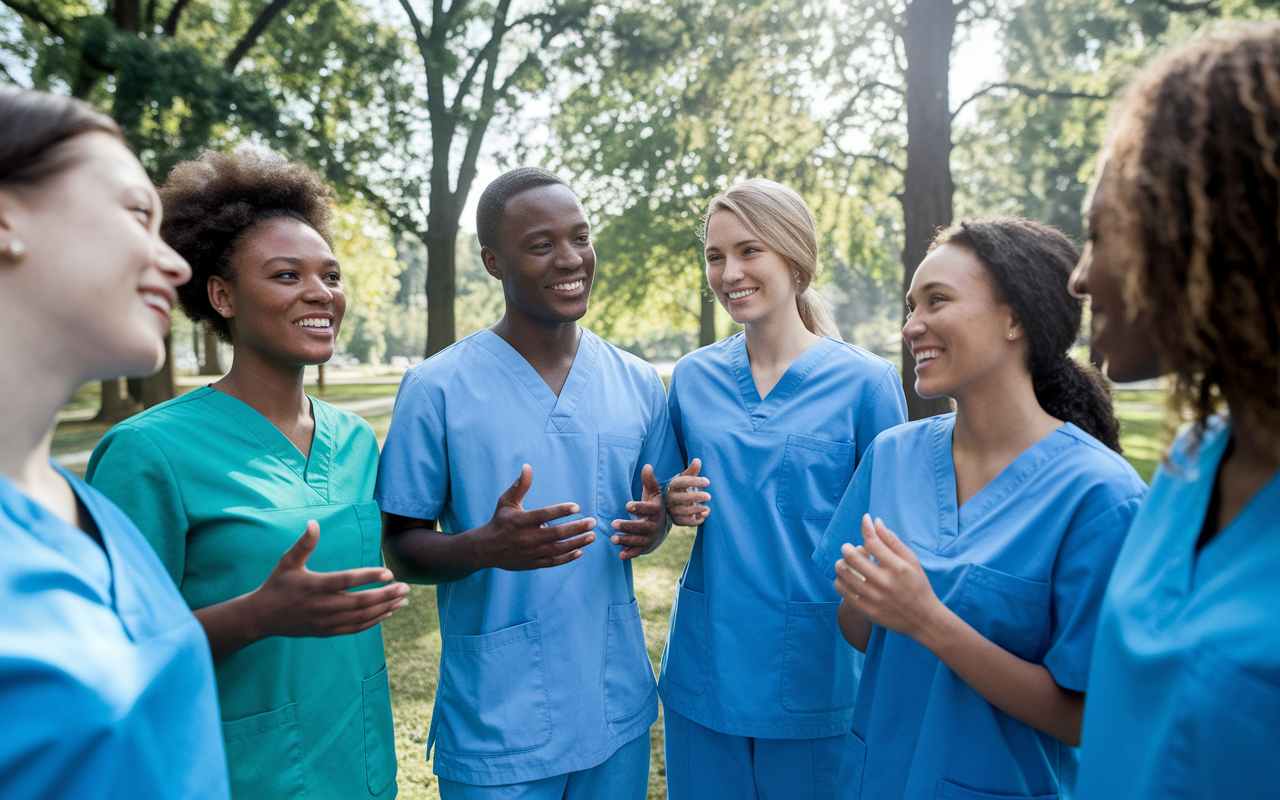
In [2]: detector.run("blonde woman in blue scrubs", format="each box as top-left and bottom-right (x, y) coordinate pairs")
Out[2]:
(0, 87), (228, 799)
(658, 178), (907, 800)
(87, 150), (408, 800)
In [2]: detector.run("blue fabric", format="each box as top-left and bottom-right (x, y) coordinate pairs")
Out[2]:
(1077, 418), (1280, 799)
(663, 705), (845, 800)
(375, 328), (683, 786)
(657, 333), (905, 740)
(437, 732), (649, 800)
(0, 466), (229, 800)
(813, 415), (1146, 800)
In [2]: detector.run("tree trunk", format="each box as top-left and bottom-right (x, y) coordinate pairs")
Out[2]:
(138, 336), (177, 408)
(699, 285), (717, 347)
(93, 378), (142, 423)
(899, 0), (959, 421)
(200, 328), (224, 374)
(424, 223), (459, 358)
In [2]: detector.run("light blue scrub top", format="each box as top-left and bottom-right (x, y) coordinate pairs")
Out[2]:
(1077, 418), (1280, 799)
(657, 333), (906, 739)
(375, 328), (684, 786)
(0, 466), (229, 800)
(813, 415), (1146, 800)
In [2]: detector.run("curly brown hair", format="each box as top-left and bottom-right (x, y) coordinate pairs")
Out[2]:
(1101, 22), (1280, 457)
(159, 149), (333, 343)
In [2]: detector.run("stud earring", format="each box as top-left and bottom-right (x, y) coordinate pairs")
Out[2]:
(1007, 331), (1015, 339)
(7, 240), (25, 258)
(793, 270), (801, 285)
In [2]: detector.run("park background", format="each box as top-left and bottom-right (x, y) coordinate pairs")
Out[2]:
(4, 0), (1274, 795)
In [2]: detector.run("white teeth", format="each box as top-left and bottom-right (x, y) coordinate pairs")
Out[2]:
(551, 280), (584, 291)
(727, 288), (756, 299)
(296, 318), (331, 328)
(142, 294), (172, 313)
(916, 348), (942, 360)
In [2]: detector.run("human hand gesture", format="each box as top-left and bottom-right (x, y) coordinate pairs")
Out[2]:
(665, 459), (710, 527)
(611, 464), (668, 559)
(833, 514), (945, 642)
(252, 520), (410, 639)
(475, 464), (597, 571)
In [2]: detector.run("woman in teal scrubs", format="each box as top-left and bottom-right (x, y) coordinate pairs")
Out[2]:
(87, 150), (408, 799)
(0, 88), (228, 798)
(814, 217), (1146, 800)
(658, 178), (906, 800)
(1071, 24), (1280, 799)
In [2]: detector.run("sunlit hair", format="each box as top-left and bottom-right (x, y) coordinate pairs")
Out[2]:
(932, 217), (1121, 452)
(159, 149), (333, 344)
(1097, 21), (1280, 457)
(703, 178), (842, 340)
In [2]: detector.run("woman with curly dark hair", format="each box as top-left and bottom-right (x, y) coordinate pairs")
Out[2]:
(86, 149), (406, 800)
(1073, 23), (1280, 799)
(812, 217), (1146, 800)
(0, 86), (229, 800)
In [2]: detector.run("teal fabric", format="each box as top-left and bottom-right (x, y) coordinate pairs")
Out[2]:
(86, 386), (396, 800)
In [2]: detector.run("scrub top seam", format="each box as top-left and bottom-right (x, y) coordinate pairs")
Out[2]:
(198, 393), (330, 504)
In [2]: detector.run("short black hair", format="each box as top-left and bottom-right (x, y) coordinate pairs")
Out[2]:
(159, 149), (333, 343)
(475, 167), (570, 251)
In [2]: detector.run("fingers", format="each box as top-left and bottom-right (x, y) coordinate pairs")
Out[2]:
(666, 489), (711, 506)
(612, 520), (655, 537)
(669, 507), (709, 526)
(682, 458), (702, 477)
(874, 518), (918, 565)
(535, 517), (597, 541)
(497, 464), (534, 509)
(621, 499), (661, 521)
(641, 464), (661, 496)
(520, 502), (583, 527)
(313, 566), (398, 593)
(277, 520), (321, 571)
(860, 515), (899, 566)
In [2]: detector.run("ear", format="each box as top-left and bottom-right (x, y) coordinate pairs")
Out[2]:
(0, 190), (26, 264)
(207, 275), (233, 318)
(1005, 311), (1024, 342)
(480, 245), (503, 281)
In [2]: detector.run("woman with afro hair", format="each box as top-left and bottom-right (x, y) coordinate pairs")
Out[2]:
(86, 149), (407, 800)
(1073, 23), (1280, 799)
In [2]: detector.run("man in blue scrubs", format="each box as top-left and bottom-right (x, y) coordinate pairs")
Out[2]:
(376, 167), (684, 799)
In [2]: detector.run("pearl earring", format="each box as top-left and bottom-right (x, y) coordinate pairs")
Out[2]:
(1008, 332), (1015, 340)
(7, 240), (25, 257)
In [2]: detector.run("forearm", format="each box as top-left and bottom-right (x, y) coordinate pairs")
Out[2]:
(383, 524), (483, 584)
(838, 599), (873, 652)
(916, 606), (1084, 745)
(194, 593), (267, 661)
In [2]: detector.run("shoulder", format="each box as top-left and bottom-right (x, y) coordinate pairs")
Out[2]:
(103, 388), (212, 437)
(671, 333), (739, 382)
(870, 414), (944, 450)
(403, 332), (485, 385)
(585, 330), (664, 388)
(825, 339), (897, 377)
(1057, 423), (1146, 494)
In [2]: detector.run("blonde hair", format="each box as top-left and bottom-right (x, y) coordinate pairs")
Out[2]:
(703, 178), (842, 339)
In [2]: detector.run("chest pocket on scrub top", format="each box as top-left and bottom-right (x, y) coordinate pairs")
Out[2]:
(950, 564), (1051, 662)
(598, 435), (644, 530)
(776, 434), (856, 520)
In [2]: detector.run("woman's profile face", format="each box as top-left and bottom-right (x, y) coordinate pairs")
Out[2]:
(210, 217), (346, 369)
(1, 132), (190, 379)
(704, 209), (796, 327)
(1069, 175), (1161, 383)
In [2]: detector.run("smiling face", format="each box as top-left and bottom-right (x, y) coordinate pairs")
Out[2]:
(482, 183), (595, 324)
(0, 132), (190, 379)
(904, 243), (1024, 400)
(1069, 174), (1162, 383)
(703, 209), (797, 326)
(209, 217), (345, 368)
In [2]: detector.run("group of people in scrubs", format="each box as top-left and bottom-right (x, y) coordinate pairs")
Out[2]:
(2, 18), (1278, 800)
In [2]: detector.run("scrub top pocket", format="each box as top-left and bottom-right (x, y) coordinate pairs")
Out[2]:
(838, 729), (868, 800)
(597, 435), (643, 523)
(604, 598), (657, 724)
(781, 600), (857, 713)
(776, 435), (856, 520)
(435, 620), (553, 757)
(362, 665), (397, 796)
(934, 779), (1058, 800)
(222, 703), (305, 799)
(951, 564), (1051, 662)
(663, 585), (709, 695)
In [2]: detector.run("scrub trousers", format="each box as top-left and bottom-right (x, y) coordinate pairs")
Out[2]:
(437, 732), (650, 800)
(664, 706), (845, 800)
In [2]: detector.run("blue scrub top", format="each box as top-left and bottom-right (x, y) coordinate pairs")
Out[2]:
(0, 466), (229, 800)
(1078, 418), (1280, 799)
(813, 415), (1145, 800)
(375, 328), (684, 787)
(657, 333), (906, 739)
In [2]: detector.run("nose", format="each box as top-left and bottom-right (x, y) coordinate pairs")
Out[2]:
(157, 240), (191, 287)
(554, 241), (585, 270)
(721, 255), (745, 283)
(902, 308), (925, 343)
(1068, 245), (1091, 298)
(302, 274), (335, 303)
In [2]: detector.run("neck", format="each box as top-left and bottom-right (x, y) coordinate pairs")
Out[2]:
(951, 367), (1059, 458)
(490, 311), (581, 367)
(1220, 392), (1280, 494)
(213, 344), (309, 426)
(742, 300), (822, 370)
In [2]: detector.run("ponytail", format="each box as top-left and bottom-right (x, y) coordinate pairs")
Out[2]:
(797, 289), (842, 340)
(1033, 357), (1122, 452)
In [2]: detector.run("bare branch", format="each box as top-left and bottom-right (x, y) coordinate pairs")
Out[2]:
(832, 141), (903, 175)
(162, 0), (195, 36)
(1151, 0), (1218, 14)
(831, 79), (905, 124)
(225, 0), (296, 72)
(397, 0), (431, 67)
(951, 81), (1111, 119)
(1, 0), (71, 41)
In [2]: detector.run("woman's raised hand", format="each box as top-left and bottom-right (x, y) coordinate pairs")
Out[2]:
(833, 514), (946, 643)
(666, 458), (711, 527)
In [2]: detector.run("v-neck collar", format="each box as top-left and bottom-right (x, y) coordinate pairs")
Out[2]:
(931, 414), (1074, 547)
(729, 333), (839, 430)
(474, 328), (599, 433)
(197, 386), (333, 499)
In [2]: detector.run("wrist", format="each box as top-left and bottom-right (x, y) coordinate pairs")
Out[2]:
(912, 599), (958, 654)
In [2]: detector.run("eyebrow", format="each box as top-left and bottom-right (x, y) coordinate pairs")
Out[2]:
(522, 223), (590, 241)
(705, 238), (764, 253)
(262, 256), (341, 269)
(906, 281), (955, 302)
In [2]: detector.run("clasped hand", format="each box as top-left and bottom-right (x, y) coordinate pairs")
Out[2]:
(833, 513), (945, 641)
(665, 458), (711, 527)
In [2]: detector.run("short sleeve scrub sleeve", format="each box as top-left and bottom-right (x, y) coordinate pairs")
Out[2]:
(813, 415), (1146, 800)
(86, 387), (396, 800)
(0, 466), (229, 800)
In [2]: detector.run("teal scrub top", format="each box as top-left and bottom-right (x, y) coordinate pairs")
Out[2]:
(1078, 417), (1280, 799)
(0, 466), (230, 800)
(86, 386), (396, 800)
(658, 334), (907, 740)
(813, 415), (1146, 800)
(375, 328), (685, 787)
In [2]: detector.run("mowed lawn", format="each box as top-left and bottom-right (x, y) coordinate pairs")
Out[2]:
(53, 382), (1165, 800)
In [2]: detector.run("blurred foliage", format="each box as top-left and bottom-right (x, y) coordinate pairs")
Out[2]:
(333, 198), (404, 367)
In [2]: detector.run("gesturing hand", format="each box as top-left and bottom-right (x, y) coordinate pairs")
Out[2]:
(665, 459), (710, 527)
(253, 520), (410, 639)
(833, 514), (946, 642)
(611, 464), (668, 559)
(476, 464), (597, 571)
